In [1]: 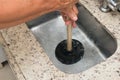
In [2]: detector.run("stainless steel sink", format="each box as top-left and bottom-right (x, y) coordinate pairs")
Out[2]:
(26, 3), (117, 74)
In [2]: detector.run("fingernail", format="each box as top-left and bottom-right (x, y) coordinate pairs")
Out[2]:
(73, 16), (78, 21)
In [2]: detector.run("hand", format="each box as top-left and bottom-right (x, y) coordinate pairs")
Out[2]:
(60, 5), (78, 27)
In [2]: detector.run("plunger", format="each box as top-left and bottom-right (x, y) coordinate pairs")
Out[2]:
(55, 24), (84, 65)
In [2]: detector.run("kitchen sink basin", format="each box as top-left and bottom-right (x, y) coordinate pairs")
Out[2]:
(26, 3), (117, 74)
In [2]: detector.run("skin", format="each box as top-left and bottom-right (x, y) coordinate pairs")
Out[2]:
(0, 0), (78, 29)
(61, 5), (78, 27)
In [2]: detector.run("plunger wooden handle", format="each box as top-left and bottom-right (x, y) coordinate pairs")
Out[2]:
(67, 24), (72, 51)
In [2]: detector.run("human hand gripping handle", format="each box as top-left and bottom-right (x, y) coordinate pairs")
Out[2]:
(60, 5), (79, 28)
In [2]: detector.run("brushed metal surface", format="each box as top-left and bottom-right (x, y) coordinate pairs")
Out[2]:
(27, 4), (117, 73)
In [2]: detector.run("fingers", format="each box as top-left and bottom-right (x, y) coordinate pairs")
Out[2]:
(72, 21), (77, 28)
(61, 13), (71, 26)
(60, 5), (78, 27)
(73, 5), (79, 15)
(65, 20), (77, 28)
(61, 6), (78, 21)
(67, 9), (78, 21)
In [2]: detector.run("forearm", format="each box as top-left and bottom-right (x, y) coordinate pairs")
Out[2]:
(0, 0), (78, 28)
(0, 0), (60, 22)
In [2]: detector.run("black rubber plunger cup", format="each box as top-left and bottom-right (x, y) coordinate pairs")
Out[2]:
(55, 25), (84, 65)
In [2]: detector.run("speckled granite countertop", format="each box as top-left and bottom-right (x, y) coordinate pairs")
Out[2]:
(0, 0), (120, 80)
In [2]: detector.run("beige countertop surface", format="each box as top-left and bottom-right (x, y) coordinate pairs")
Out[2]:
(0, 0), (120, 80)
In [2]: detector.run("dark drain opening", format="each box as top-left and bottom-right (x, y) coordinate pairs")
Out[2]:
(55, 39), (84, 65)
